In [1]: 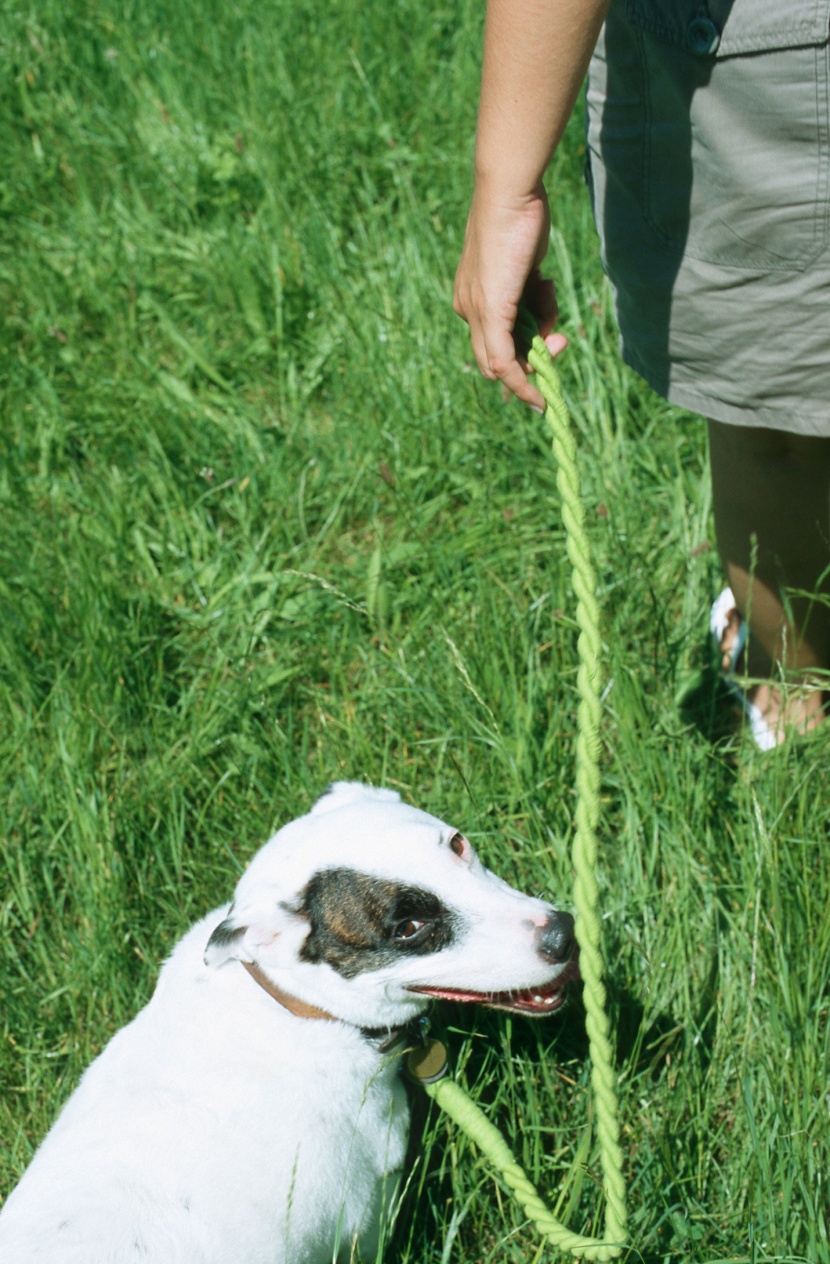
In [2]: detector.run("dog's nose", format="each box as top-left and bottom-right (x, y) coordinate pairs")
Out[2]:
(537, 911), (575, 963)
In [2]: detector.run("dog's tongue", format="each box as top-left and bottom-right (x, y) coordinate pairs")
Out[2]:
(412, 955), (581, 1017)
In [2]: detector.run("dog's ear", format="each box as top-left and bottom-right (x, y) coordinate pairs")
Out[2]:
(310, 782), (401, 817)
(204, 904), (296, 968)
(204, 910), (250, 968)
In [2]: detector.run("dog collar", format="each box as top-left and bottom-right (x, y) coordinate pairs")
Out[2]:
(241, 960), (410, 1051)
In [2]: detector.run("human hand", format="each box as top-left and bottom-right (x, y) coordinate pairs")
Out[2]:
(453, 183), (567, 412)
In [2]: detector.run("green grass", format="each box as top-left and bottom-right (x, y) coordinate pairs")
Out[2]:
(1, 2), (829, 1261)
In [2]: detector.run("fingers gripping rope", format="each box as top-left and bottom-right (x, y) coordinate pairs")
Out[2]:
(422, 318), (627, 1258)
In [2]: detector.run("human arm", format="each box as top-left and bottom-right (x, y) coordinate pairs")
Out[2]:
(453, 0), (609, 410)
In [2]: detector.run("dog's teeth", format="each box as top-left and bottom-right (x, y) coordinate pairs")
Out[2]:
(533, 995), (544, 1003)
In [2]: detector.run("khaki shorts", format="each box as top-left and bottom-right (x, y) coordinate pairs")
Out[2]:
(586, 0), (830, 436)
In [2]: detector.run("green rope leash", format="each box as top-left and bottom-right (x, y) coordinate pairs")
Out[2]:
(413, 315), (627, 1258)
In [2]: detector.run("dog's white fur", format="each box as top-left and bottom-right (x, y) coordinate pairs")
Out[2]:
(0, 783), (572, 1264)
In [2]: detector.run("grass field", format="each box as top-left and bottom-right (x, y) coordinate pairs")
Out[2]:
(2, 1), (829, 1261)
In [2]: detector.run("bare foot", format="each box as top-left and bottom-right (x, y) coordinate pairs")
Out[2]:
(715, 596), (826, 745)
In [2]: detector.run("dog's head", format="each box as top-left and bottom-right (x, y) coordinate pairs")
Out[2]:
(204, 783), (579, 1029)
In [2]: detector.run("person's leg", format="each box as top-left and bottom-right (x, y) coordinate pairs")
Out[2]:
(708, 419), (830, 741)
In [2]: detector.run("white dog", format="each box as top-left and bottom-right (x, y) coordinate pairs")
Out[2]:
(0, 783), (579, 1264)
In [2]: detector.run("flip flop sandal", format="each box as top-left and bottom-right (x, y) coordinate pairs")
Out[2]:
(710, 587), (777, 751)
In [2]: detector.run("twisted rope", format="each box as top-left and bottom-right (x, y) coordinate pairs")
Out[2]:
(423, 315), (626, 1258)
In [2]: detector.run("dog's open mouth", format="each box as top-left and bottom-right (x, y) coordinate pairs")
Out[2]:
(409, 953), (581, 1016)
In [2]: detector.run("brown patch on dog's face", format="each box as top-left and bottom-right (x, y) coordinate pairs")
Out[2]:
(297, 868), (458, 978)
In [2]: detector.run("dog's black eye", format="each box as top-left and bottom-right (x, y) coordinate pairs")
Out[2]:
(393, 918), (427, 941)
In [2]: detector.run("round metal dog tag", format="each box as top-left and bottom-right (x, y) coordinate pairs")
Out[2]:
(405, 1038), (448, 1085)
